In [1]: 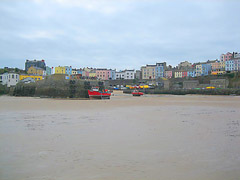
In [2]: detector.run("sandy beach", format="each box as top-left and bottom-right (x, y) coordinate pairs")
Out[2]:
(0, 92), (240, 180)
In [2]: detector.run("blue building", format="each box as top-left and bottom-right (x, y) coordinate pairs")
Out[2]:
(77, 69), (83, 75)
(155, 62), (166, 79)
(225, 60), (235, 72)
(65, 66), (72, 76)
(201, 64), (211, 76)
(109, 69), (116, 80)
(46, 66), (52, 75)
(187, 69), (196, 77)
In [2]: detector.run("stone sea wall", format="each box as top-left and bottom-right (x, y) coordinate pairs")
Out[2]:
(123, 88), (240, 96)
(12, 78), (104, 98)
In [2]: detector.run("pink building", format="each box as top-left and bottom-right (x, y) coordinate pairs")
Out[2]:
(182, 71), (188, 77)
(164, 71), (172, 79)
(82, 71), (89, 77)
(220, 52), (233, 61)
(96, 69), (110, 80)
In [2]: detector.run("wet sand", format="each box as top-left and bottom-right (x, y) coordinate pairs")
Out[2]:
(0, 92), (240, 180)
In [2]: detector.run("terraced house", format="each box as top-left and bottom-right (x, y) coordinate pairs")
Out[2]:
(141, 64), (156, 79)
(187, 67), (196, 77)
(155, 62), (166, 79)
(164, 70), (173, 79)
(225, 52), (240, 72)
(116, 70), (134, 80)
(55, 66), (65, 74)
(55, 66), (72, 75)
(89, 69), (97, 78)
(210, 60), (224, 75)
(27, 66), (45, 76)
(174, 71), (183, 78)
(196, 63), (211, 76)
(0, 73), (19, 87)
(195, 63), (202, 76)
(96, 69), (110, 80)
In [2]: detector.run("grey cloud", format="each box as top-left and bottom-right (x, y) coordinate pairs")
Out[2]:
(0, 0), (240, 69)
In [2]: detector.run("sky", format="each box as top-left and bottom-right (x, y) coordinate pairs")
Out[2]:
(0, 0), (240, 70)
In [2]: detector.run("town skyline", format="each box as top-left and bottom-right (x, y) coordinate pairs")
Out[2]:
(1, 0), (240, 69)
(0, 51), (237, 71)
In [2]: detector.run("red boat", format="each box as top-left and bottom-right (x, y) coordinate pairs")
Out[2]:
(88, 87), (111, 100)
(132, 90), (144, 96)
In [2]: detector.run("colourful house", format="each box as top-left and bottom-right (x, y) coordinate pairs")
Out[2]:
(141, 65), (156, 79)
(164, 71), (172, 79)
(89, 69), (97, 78)
(174, 71), (183, 78)
(155, 62), (166, 79)
(77, 69), (83, 75)
(72, 69), (78, 75)
(220, 52), (233, 62)
(46, 66), (52, 75)
(202, 64), (211, 76)
(55, 66), (65, 74)
(182, 71), (188, 78)
(65, 66), (72, 76)
(96, 69), (111, 80)
(225, 60), (236, 72)
(27, 66), (45, 75)
(210, 60), (226, 75)
(187, 69), (196, 77)
(109, 69), (116, 80)
(196, 64), (202, 76)
(219, 61), (225, 71)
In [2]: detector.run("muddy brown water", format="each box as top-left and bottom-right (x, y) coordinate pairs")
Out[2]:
(0, 93), (240, 180)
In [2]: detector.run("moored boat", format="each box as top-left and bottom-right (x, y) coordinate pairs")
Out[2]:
(132, 90), (144, 96)
(88, 87), (111, 100)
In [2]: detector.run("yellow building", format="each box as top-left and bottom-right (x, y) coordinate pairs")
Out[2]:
(89, 72), (96, 78)
(55, 66), (65, 74)
(174, 71), (183, 78)
(220, 61), (225, 71)
(72, 69), (78, 75)
(196, 64), (202, 76)
(20, 75), (43, 81)
(27, 66), (44, 75)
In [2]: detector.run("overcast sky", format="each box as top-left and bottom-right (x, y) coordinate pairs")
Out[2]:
(0, 0), (239, 70)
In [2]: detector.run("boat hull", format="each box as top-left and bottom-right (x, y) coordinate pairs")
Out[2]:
(132, 93), (142, 96)
(132, 92), (144, 96)
(88, 90), (111, 100)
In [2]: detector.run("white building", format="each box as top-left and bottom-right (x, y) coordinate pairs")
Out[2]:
(0, 73), (19, 87)
(116, 70), (135, 80)
(116, 71), (124, 79)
